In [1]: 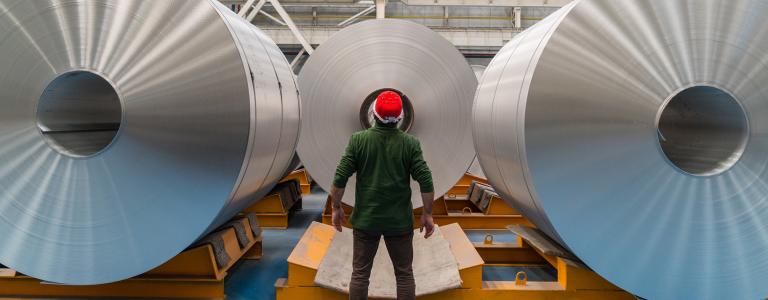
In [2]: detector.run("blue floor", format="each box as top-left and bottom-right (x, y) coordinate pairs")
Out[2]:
(224, 190), (556, 299)
(464, 230), (557, 282)
(483, 265), (556, 282)
(224, 188), (328, 300)
(465, 229), (518, 244)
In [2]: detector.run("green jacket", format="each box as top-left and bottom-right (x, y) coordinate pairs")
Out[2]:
(333, 121), (434, 231)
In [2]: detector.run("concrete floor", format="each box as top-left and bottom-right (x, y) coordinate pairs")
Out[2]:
(223, 188), (555, 300)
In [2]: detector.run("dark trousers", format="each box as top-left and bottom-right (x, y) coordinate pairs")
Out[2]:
(349, 229), (415, 300)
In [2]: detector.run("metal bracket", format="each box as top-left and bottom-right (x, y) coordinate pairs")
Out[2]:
(338, 5), (376, 27)
(290, 48), (306, 71)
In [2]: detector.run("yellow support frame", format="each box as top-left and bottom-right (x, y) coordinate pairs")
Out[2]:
(444, 173), (488, 198)
(0, 215), (263, 299)
(247, 181), (303, 229)
(280, 169), (312, 195)
(0, 162), (306, 299)
(276, 222), (484, 300)
(276, 222), (636, 300)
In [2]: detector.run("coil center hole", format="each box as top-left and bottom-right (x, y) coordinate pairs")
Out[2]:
(36, 71), (123, 158)
(657, 86), (749, 176)
(359, 88), (414, 132)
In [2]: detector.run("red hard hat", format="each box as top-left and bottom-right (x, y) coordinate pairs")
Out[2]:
(374, 91), (403, 124)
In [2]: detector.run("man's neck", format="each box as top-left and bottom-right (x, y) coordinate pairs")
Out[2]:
(374, 119), (398, 129)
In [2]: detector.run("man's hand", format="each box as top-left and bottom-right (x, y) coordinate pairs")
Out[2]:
(332, 207), (347, 232)
(330, 186), (347, 232)
(419, 192), (435, 238)
(420, 214), (435, 238)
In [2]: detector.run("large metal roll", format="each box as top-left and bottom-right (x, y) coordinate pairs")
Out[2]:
(470, 65), (486, 80)
(297, 19), (477, 208)
(467, 65), (486, 177)
(0, 0), (300, 285)
(474, 0), (768, 299)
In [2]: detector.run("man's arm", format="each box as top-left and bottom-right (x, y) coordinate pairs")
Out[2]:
(331, 135), (357, 232)
(333, 135), (357, 190)
(420, 191), (435, 238)
(420, 192), (435, 215)
(409, 141), (434, 194)
(331, 186), (346, 209)
(409, 140), (436, 238)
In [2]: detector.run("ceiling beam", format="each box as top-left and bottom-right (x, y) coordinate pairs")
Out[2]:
(259, 26), (521, 48)
(224, 0), (569, 7)
(399, 0), (570, 6)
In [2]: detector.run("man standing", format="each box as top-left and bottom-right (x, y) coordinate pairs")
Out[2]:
(330, 90), (435, 300)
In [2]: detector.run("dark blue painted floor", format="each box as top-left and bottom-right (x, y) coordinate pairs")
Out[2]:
(224, 188), (327, 300)
(223, 190), (556, 299)
(464, 230), (557, 282)
(483, 265), (556, 282)
(465, 229), (518, 244)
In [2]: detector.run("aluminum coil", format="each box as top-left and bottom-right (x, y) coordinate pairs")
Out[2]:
(474, 0), (768, 299)
(470, 65), (486, 80)
(467, 65), (486, 177)
(0, 0), (300, 284)
(298, 19), (477, 208)
(281, 152), (303, 179)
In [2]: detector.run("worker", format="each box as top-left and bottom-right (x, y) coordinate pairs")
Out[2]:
(330, 90), (435, 300)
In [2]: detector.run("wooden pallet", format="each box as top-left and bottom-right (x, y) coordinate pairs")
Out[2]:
(0, 214), (263, 299)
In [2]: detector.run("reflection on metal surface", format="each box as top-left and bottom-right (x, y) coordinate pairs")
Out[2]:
(657, 86), (749, 176)
(468, 65), (486, 177)
(297, 19), (477, 208)
(470, 65), (486, 81)
(36, 71), (123, 157)
(473, 0), (768, 299)
(0, 0), (299, 285)
(281, 152), (304, 179)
